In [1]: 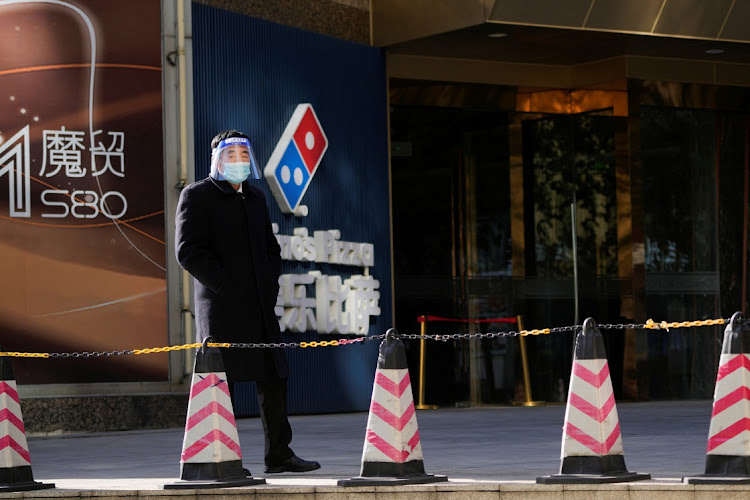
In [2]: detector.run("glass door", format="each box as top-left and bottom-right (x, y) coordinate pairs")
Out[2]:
(390, 106), (512, 407)
(517, 110), (620, 402)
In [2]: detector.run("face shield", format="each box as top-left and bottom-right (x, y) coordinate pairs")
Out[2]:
(210, 137), (261, 184)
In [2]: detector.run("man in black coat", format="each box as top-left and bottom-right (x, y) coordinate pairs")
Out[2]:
(175, 129), (320, 474)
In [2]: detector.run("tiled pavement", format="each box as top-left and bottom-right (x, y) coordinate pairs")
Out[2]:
(22, 400), (714, 490)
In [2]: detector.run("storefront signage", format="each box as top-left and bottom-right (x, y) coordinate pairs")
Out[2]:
(265, 105), (380, 335)
(271, 225), (380, 335)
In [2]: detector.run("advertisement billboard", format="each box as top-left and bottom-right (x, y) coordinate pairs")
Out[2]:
(0, 0), (166, 384)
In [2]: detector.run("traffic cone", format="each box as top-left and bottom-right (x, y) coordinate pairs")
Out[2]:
(684, 312), (750, 484)
(537, 318), (650, 484)
(338, 329), (447, 486)
(0, 354), (54, 492)
(164, 338), (265, 489)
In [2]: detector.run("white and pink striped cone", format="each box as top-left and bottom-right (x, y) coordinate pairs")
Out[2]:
(685, 312), (750, 484)
(0, 355), (53, 492)
(338, 329), (447, 486)
(164, 339), (265, 489)
(538, 318), (649, 484)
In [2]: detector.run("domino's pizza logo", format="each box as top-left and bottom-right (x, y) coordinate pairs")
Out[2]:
(264, 104), (328, 215)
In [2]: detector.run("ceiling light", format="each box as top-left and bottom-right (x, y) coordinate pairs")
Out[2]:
(488, 32), (507, 38)
(705, 49), (724, 54)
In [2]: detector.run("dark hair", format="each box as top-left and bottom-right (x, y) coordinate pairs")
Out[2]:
(211, 129), (249, 149)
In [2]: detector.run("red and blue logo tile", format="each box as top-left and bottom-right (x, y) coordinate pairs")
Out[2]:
(264, 104), (328, 214)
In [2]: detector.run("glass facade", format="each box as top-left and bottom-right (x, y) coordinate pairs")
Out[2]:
(390, 85), (750, 406)
(641, 107), (718, 399)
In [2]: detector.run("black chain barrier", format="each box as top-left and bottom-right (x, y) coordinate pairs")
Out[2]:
(1, 317), (743, 358)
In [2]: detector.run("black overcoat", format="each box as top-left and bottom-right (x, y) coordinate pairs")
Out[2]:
(175, 176), (289, 381)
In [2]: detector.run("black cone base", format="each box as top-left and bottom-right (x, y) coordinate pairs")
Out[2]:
(537, 472), (650, 484)
(338, 474), (448, 487)
(683, 455), (750, 483)
(0, 481), (55, 493)
(538, 455), (650, 484)
(164, 477), (266, 489)
(684, 475), (750, 484)
(165, 460), (266, 489)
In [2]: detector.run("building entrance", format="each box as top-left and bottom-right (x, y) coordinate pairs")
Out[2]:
(390, 104), (623, 406)
(389, 80), (747, 406)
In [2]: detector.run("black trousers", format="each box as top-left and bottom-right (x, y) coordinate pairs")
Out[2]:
(228, 377), (294, 466)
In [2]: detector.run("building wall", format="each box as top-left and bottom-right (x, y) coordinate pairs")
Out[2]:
(193, 0), (371, 44)
(191, 3), (391, 415)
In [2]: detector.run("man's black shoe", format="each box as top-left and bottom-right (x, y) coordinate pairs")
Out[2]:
(264, 455), (321, 473)
(242, 468), (252, 477)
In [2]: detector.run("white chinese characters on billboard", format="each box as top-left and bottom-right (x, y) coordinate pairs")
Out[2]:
(35, 128), (128, 219)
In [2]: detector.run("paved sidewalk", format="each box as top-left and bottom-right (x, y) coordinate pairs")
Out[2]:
(22, 400), (714, 490)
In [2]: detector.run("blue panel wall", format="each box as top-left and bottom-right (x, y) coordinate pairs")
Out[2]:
(192, 4), (390, 415)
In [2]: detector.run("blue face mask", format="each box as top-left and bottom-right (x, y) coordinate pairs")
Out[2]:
(221, 162), (251, 184)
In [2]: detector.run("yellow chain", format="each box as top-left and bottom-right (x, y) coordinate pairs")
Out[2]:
(645, 318), (725, 331)
(133, 344), (202, 355)
(300, 340), (340, 348)
(519, 329), (551, 336)
(0, 352), (50, 358)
